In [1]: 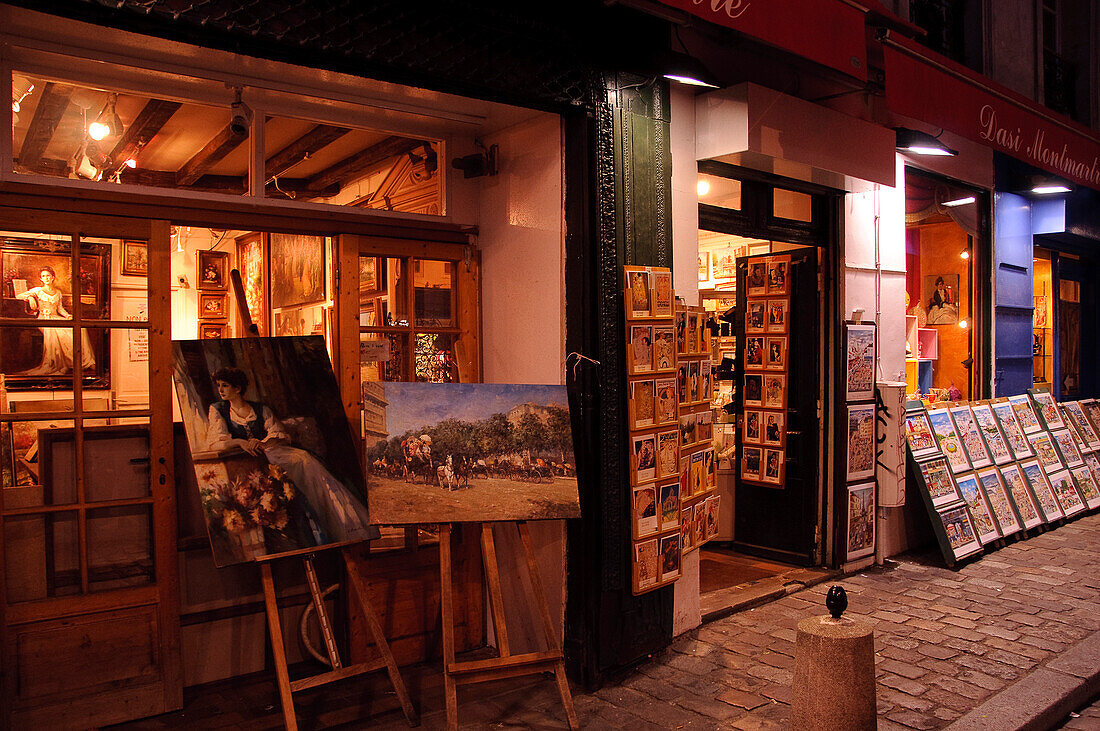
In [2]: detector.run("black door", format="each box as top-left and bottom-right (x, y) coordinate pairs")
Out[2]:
(1054, 256), (1093, 399)
(734, 247), (819, 564)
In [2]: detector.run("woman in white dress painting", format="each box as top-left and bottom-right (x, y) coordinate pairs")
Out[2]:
(205, 366), (372, 544)
(15, 266), (96, 375)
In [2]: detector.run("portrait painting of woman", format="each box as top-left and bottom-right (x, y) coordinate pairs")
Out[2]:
(15, 266), (96, 375)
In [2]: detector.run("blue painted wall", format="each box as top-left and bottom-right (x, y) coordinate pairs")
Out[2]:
(993, 192), (1035, 396)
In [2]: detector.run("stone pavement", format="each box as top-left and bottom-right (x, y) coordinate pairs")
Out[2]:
(113, 512), (1100, 730)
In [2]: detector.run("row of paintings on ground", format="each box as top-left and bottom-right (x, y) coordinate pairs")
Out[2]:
(905, 388), (1100, 566)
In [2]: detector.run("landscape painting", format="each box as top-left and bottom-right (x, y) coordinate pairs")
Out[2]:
(365, 383), (580, 524)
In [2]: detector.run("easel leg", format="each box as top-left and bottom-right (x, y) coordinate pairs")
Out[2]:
(439, 525), (458, 731)
(341, 549), (419, 727)
(480, 523), (511, 657)
(303, 555), (342, 669)
(261, 562), (298, 731)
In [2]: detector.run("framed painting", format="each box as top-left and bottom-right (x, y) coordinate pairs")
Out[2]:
(198, 292), (229, 320)
(949, 405), (992, 469)
(1048, 469), (1086, 517)
(1051, 428), (1084, 468)
(1061, 401), (1100, 449)
(846, 403), (877, 481)
(924, 274), (959, 325)
(237, 232), (268, 335)
(904, 409), (939, 459)
(1008, 394), (1042, 434)
(843, 322), (876, 401)
(935, 504), (983, 563)
(1029, 388), (1064, 430)
(1085, 451), (1100, 492)
(999, 463), (1043, 530)
(1080, 399), (1100, 436)
(991, 400), (1033, 460)
(1029, 431), (1064, 472)
(1020, 459), (1063, 522)
(712, 249), (737, 281)
(120, 239), (148, 277)
(198, 322), (227, 339)
(273, 304), (326, 338)
(926, 407), (969, 472)
(976, 467), (1022, 537)
(270, 233), (325, 309)
(845, 481), (875, 561)
(196, 249), (229, 291)
(1069, 465), (1100, 510)
(954, 473), (1000, 545)
(0, 237), (111, 391)
(697, 251), (711, 284)
(915, 455), (961, 508)
(971, 403), (1013, 465)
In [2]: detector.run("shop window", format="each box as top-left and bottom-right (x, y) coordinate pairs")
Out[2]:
(773, 189), (812, 222)
(696, 173), (742, 211)
(903, 170), (981, 401)
(1033, 250), (1054, 386)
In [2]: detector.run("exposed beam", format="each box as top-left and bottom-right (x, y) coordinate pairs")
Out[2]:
(18, 82), (74, 171)
(103, 99), (182, 176)
(176, 123), (248, 187)
(306, 136), (422, 193)
(265, 178), (340, 199)
(265, 124), (350, 179)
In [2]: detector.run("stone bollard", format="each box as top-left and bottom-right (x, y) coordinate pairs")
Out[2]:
(792, 586), (876, 731)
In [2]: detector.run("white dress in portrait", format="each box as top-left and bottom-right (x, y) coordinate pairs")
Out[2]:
(16, 287), (96, 375)
(206, 402), (373, 543)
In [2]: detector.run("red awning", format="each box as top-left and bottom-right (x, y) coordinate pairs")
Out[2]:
(883, 32), (1100, 192)
(655, 0), (868, 81)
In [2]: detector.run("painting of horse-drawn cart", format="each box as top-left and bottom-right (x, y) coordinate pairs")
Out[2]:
(365, 383), (580, 524)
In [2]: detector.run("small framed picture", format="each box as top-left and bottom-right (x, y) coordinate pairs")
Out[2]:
(1008, 394), (1042, 434)
(696, 408), (713, 442)
(629, 379), (655, 430)
(1085, 451), (1100, 494)
(705, 495), (720, 540)
(1069, 465), (1100, 509)
(198, 291), (229, 320)
(766, 255), (790, 295)
(688, 360), (701, 403)
(625, 267), (653, 319)
(971, 403), (1013, 466)
(675, 310), (687, 353)
(977, 467), (1022, 537)
(628, 324), (653, 374)
(1029, 431), (1064, 473)
(843, 322), (876, 401)
(765, 337), (787, 371)
(991, 400), (1034, 460)
(198, 322), (227, 339)
(677, 363), (690, 405)
(949, 405), (992, 469)
(746, 300), (766, 334)
(1029, 389), (1065, 430)
(1048, 469), (1086, 517)
(846, 403), (876, 481)
(698, 251), (711, 284)
(653, 327), (676, 372)
(845, 481), (875, 561)
(763, 374), (786, 410)
(742, 445), (763, 482)
(659, 534), (681, 583)
(121, 239), (148, 277)
(744, 374), (763, 408)
(926, 408), (965, 468)
(693, 502), (707, 546)
(633, 538), (660, 593)
(762, 448), (784, 486)
(766, 299), (789, 333)
(746, 259), (767, 296)
(744, 336), (765, 370)
(659, 480), (681, 532)
(744, 410), (763, 444)
(954, 472), (1001, 544)
(915, 455), (961, 508)
(690, 449), (705, 496)
(762, 410), (785, 448)
(905, 410), (939, 459)
(631, 433), (657, 485)
(702, 448), (716, 490)
(655, 378), (678, 426)
(197, 249), (230, 291)
(1000, 463), (1043, 529)
(1051, 429), (1084, 468)
(700, 359), (712, 400)
(686, 312), (701, 353)
(935, 504), (983, 562)
(678, 412), (698, 447)
(632, 485), (659, 539)
(1021, 459), (1063, 522)
(1060, 401), (1100, 449)
(656, 430), (679, 480)
(681, 507), (695, 552)
(652, 270), (673, 317)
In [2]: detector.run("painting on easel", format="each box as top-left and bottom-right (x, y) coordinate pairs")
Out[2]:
(365, 382), (580, 524)
(172, 336), (378, 566)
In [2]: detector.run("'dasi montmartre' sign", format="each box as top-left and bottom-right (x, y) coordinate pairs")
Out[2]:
(885, 37), (1100, 192)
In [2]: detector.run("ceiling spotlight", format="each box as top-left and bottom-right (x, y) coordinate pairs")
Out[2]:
(943, 196), (975, 207)
(88, 93), (123, 141)
(896, 128), (957, 157)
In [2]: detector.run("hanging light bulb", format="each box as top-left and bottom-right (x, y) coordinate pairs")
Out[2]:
(88, 93), (123, 142)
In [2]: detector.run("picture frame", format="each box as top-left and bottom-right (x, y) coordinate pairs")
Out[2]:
(689, 449), (704, 496)
(0, 237), (111, 391)
(700, 359), (712, 401)
(198, 322), (228, 339)
(1080, 399), (1100, 436)
(744, 336), (765, 370)
(696, 407), (712, 442)
(846, 403), (876, 481)
(659, 533), (682, 583)
(652, 269), (673, 317)
(766, 255), (790, 296)
(705, 495), (720, 540)
(745, 300), (767, 334)
(653, 327), (676, 372)
(698, 252), (711, 284)
(196, 249), (229, 291)
(970, 403), (1013, 465)
(702, 448), (716, 491)
(1008, 394), (1042, 434)
(273, 303), (326, 338)
(904, 409), (939, 459)
(198, 292), (230, 320)
(1084, 451), (1100, 492)
(675, 309), (687, 353)
(926, 407), (969, 471)
(766, 298), (789, 334)
(999, 463), (1043, 530)
(655, 378), (678, 426)
(659, 480), (681, 532)
(991, 400), (1034, 460)
(632, 484), (659, 539)
(954, 472), (1001, 544)
(1029, 388), (1065, 430)
(935, 503), (983, 562)
(631, 433), (658, 485)
(712, 248), (738, 281)
(1050, 429), (1084, 468)
(237, 232), (268, 335)
(627, 324), (654, 374)
(761, 448), (784, 486)
(743, 409), (763, 444)
(742, 445), (763, 482)
(680, 507), (695, 553)
(746, 259), (768, 296)
(1069, 465), (1100, 510)
(270, 233), (326, 309)
(686, 312), (700, 354)
(629, 379), (655, 430)
(1020, 459), (1063, 522)
(924, 273), (960, 325)
(762, 374), (786, 410)
(678, 412), (698, 447)
(976, 467), (1022, 537)
(765, 337), (787, 371)
(625, 267), (653, 319)
(744, 373), (763, 408)
(915, 455), (962, 508)
(120, 239), (148, 277)
(845, 481), (875, 561)
(843, 322), (876, 401)
(1060, 401), (1100, 449)
(1029, 431), (1064, 473)
(693, 502), (707, 546)
(633, 538), (660, 593)
(949, 405), (992, 469)
(761, 410), (785, 448)
(656, 430), (679, 480)
(1048, 469), (1086, 517)
(688, 360), (700, 403)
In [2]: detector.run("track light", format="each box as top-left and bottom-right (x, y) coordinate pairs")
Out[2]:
(88, 93), (123, 142)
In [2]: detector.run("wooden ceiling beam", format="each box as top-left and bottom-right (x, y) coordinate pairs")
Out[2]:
(103, 99), (182, 176)
(265, 124), (350, 179)
(306, 136), (422, 192)
(176, 123), (248, 186)
(17, 82), (74, 171)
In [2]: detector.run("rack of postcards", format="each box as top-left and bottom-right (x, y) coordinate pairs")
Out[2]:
(904, 386), (1100, 567)
(842, 321), (878, 563)
(676, 302), (719, 562)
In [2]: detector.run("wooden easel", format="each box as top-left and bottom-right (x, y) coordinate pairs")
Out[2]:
(258, 546), (418, 730)
(439, 522), (578, 730)
(228, 270), (417, 729)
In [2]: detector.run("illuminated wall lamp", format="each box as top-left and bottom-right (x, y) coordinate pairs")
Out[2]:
(958, 319), (969, 329)
(661, 51), (719, 88)
(1032, 183), (1072, 195)
(942, 196), (975, 207)
(895, 128), (957, 157)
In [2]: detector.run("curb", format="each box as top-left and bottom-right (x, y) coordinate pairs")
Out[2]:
(946, 630), (1100, 731)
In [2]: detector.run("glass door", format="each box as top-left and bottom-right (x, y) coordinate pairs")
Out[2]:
(0, 211), (178, 728)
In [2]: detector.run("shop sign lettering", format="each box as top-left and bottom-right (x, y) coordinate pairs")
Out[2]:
(979, 104), (1100, 187)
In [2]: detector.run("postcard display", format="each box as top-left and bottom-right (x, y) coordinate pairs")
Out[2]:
(625, 266), (717, 595)
(904, 387), (1100, 566)
(843, 322), (878, 563)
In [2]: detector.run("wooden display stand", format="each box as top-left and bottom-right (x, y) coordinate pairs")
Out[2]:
(438, 522), (578, 730)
